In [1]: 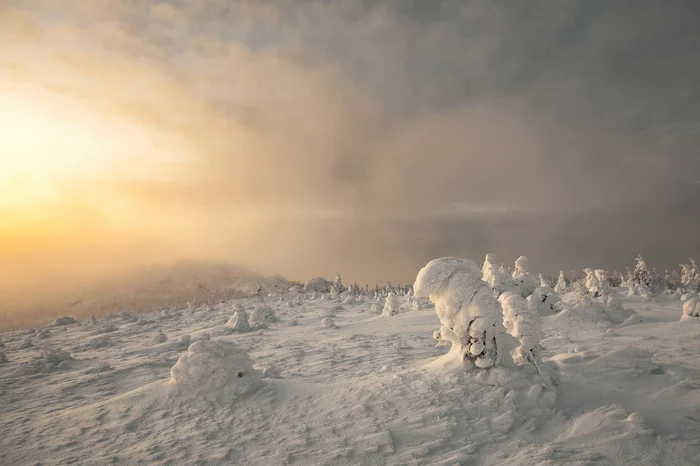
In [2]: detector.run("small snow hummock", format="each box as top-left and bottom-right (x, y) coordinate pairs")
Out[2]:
(152, 330), (168, 344)
(169, 340), (263, 402)
(225, 309), (251, 332)
(51, 316), (76, 326)
(382, 292), (400, 317)
(321, 317), (336, 328)
(414, 257), (512, 369)
(682, 298), (700, 318)
(248, 306), (277, 328)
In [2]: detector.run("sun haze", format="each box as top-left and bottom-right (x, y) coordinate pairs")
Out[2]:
(1, 1), (699, 322)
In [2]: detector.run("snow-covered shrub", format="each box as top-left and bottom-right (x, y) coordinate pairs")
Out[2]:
(370, 303), (380, 313)
(343, 295), (358, 305)
(683, 298), (700, 318)
(382, 292), (400, 317)
(225, 310), (251, 332)
(0, 352), (8, 364)
(178, 335), (192, 349)
(499, 292), (542, 368)
(603, 297), (636, 324)
(321, 317), (336, 328)
(36, 329), (51, 340)
(305, 277), (332, 293)
(170, 340), (263, 402)
(512, 256), (537, 297)
(20, 337), (33, 349)
(530, 286), (562, 315)
(152, 330), (168, 343)
(554, 271), (569, 294)
(197, 332), (211, 341)
(482, 253), (511, 296)
(89, 314), (98, 325)
(0, 338), (4, 348)
(248, 306), (276, 328)
(414, 257), (512, 369)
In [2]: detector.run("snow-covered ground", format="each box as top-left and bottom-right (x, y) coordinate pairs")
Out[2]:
(1, 284), (700, 464)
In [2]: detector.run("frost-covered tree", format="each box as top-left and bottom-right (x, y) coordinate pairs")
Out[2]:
(225, 309), (251, 332)
(413, 257), (511, 369)
(511, 256), (537, 297)
(334, 273), (344, 292)
(680, 259), (699, 293)
(538, 273), (549, 288)
(499, 293), (542, 369)
(481, 253), (511, 296)
(633, 255), (649, 286)
(554, 271), (568, 294)
(382, 292), (400, 317)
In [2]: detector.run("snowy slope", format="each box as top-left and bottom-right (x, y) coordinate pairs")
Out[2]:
(1, 292), (700, 465)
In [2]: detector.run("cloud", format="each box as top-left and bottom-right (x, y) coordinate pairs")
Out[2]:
(0, 0), (698, 291)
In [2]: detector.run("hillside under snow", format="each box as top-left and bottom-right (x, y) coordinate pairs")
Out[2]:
(1, 256), (700, 465)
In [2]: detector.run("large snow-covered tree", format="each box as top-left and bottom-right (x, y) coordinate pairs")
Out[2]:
(414, 257), (511, 369)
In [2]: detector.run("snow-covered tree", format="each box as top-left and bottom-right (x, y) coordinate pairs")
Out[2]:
(538, 273), (549, 288)
(499, 293), (542, 369)
(481, 253), (511, 296)
(382, 292), (399, 317)
(633, 255), (649, 286)
(334, 273), (344, 292)
(225, 309), (251, 332)
(554, 271), (568, 294)
(413, 257), (511, 369)
(680, 259), (699, 293)
(512, 256), (537, 297)
(530, 286), (563, 315)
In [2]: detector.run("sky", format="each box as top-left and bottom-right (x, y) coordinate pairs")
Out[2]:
(1, 0), (699, 300)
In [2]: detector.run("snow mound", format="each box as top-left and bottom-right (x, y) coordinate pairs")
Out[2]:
(248, 306), (277, 327)
(321, 317), (336, 328)
(152, 330), (168, 343)
(49, 316), (76, 327)
(170, 340), (263, 402)
(682, 297), (700, 318)
(304, 277), (332, 293)
(414, 257), (513, 369)
(225, 309), (251, 332)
